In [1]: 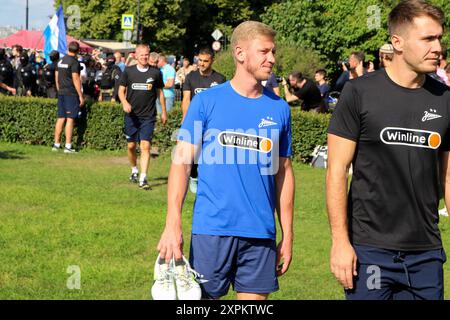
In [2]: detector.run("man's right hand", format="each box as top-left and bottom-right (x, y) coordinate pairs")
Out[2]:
(330, 240), (358, 290)
(157, 225), (184, 263)
(79, 96), (85, 107)
(122, 102), (132, 113)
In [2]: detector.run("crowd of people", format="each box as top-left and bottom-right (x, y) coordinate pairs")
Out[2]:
(1, 41), (449, 113)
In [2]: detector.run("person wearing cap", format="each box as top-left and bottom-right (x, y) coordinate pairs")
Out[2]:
(379, 43), (394, 68)
(98, 55), (122, 102)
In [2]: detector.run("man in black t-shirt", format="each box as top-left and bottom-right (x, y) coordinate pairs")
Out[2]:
(327, 0), (449, 300)
(282, 71), (325, 112)
(52, 41), (84, 153)
(181, 47), (226, 193)
(118, 44), (167, 190)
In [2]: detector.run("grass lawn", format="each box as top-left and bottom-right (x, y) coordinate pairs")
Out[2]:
(1, 142), (449, 300)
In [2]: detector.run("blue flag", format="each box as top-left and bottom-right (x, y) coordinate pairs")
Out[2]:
(43, 5), (67, 63)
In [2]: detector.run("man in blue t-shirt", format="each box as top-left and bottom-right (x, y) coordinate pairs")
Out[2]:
(156, 55), (176, 113)
(157, 21), (295, 300)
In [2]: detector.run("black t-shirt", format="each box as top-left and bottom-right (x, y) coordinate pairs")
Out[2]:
(57, 55), (80, 96)
(42, 63), (57, 87)
(293, 78), (324, 110)
(183, 70), (226, 100)
(119, 65), (164, 119)
(0, 59), (13, 93)
(328, 69), (450, 251)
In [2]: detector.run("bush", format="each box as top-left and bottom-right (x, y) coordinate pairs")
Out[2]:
(0, 96), (329, 162)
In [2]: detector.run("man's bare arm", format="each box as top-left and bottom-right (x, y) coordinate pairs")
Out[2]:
(181, 90), (191, 121)
(275, 156), (295, 276)
(326, 133), (357, 290)
(157, 140), (196, 262)
(71, 73), (84, 106)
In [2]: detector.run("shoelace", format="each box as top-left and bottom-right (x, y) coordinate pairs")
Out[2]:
(157, 267), (175, 289)
(176, 264), (202, 290)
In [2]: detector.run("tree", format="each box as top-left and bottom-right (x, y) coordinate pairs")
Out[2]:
(262, 0), (450, 81)
(55, 0), (280, 56)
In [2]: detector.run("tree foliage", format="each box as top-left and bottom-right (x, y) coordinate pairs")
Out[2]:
(55, 0), (279, 56)
(262, 0), (450, 76)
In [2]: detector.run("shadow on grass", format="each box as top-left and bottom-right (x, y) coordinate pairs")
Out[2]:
(150, 176), (168, 188)
(0, 150), (26, 160)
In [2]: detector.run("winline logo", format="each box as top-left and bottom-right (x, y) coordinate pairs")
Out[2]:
(218, 131), (273, 153)
(380, 127), (441, 149)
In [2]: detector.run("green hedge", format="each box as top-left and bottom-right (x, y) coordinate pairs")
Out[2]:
(0, 96), (329, 162)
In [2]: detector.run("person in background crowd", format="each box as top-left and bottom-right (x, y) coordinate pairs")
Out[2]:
(436, 46), (448, 85)
(53, 41), (84, 153)
(176, 57), (193, 88)
(99, 55), (122, 102)
(17, 52), (37, 96)
(335, 51), (366, 91)
(157, 54), (176, 113)
(445, 63), (450, 85)
(41, 50), (60, 98)
(114, 51), (126, 72)
(314, 69), (330, 99)
(149, 52), (159, 68)
(283, 71), (326, 112)
(379, 43), (394, 69)
(0, 48), (16, 95)
(262, 72), (280, 96)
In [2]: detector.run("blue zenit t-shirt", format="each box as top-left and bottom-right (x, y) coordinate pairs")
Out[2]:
(160, 64), (176, 98)
(178, 81), (292, 239)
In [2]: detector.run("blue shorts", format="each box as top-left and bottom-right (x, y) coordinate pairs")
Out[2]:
(346, 245), (446, 300)
(123, 116), (155, 142)
(189, 234), (279, 299)
(57, 95), (80, 119)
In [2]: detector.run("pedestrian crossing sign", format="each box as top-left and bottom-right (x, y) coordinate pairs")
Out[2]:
(121, 14), (134, 30)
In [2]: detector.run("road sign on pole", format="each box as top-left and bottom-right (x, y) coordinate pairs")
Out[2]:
(121, 14), (134, 30)
(211, 29), (223, 41)
(212, 41), (221, 52)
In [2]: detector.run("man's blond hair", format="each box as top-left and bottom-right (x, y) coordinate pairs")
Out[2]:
(230, 21), (276, 49)
(136, 44), (150, 52)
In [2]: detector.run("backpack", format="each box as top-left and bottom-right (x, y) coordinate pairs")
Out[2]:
(310, 145), (328, 169)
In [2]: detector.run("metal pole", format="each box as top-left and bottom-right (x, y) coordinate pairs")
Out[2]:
(26, 0), (29, 30)
(137, 0), (140, 44)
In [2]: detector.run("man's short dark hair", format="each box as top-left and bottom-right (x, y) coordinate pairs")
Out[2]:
(49, 50), (60, 63)
(388, 0), (444, 36)
(198, 47), (215, 58)
(315, 69), (326, 77)
(290, 71), (304, 81)
(68, 41), (80, 54)
(0, 48), (5, 60)
(351, 51), (365, 63)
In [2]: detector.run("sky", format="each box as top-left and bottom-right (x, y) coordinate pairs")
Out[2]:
(0, 0), (55, 30)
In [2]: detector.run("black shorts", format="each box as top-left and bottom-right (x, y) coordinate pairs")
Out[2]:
(124, 116), (155, 142)
(57, 95), (80, 119)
